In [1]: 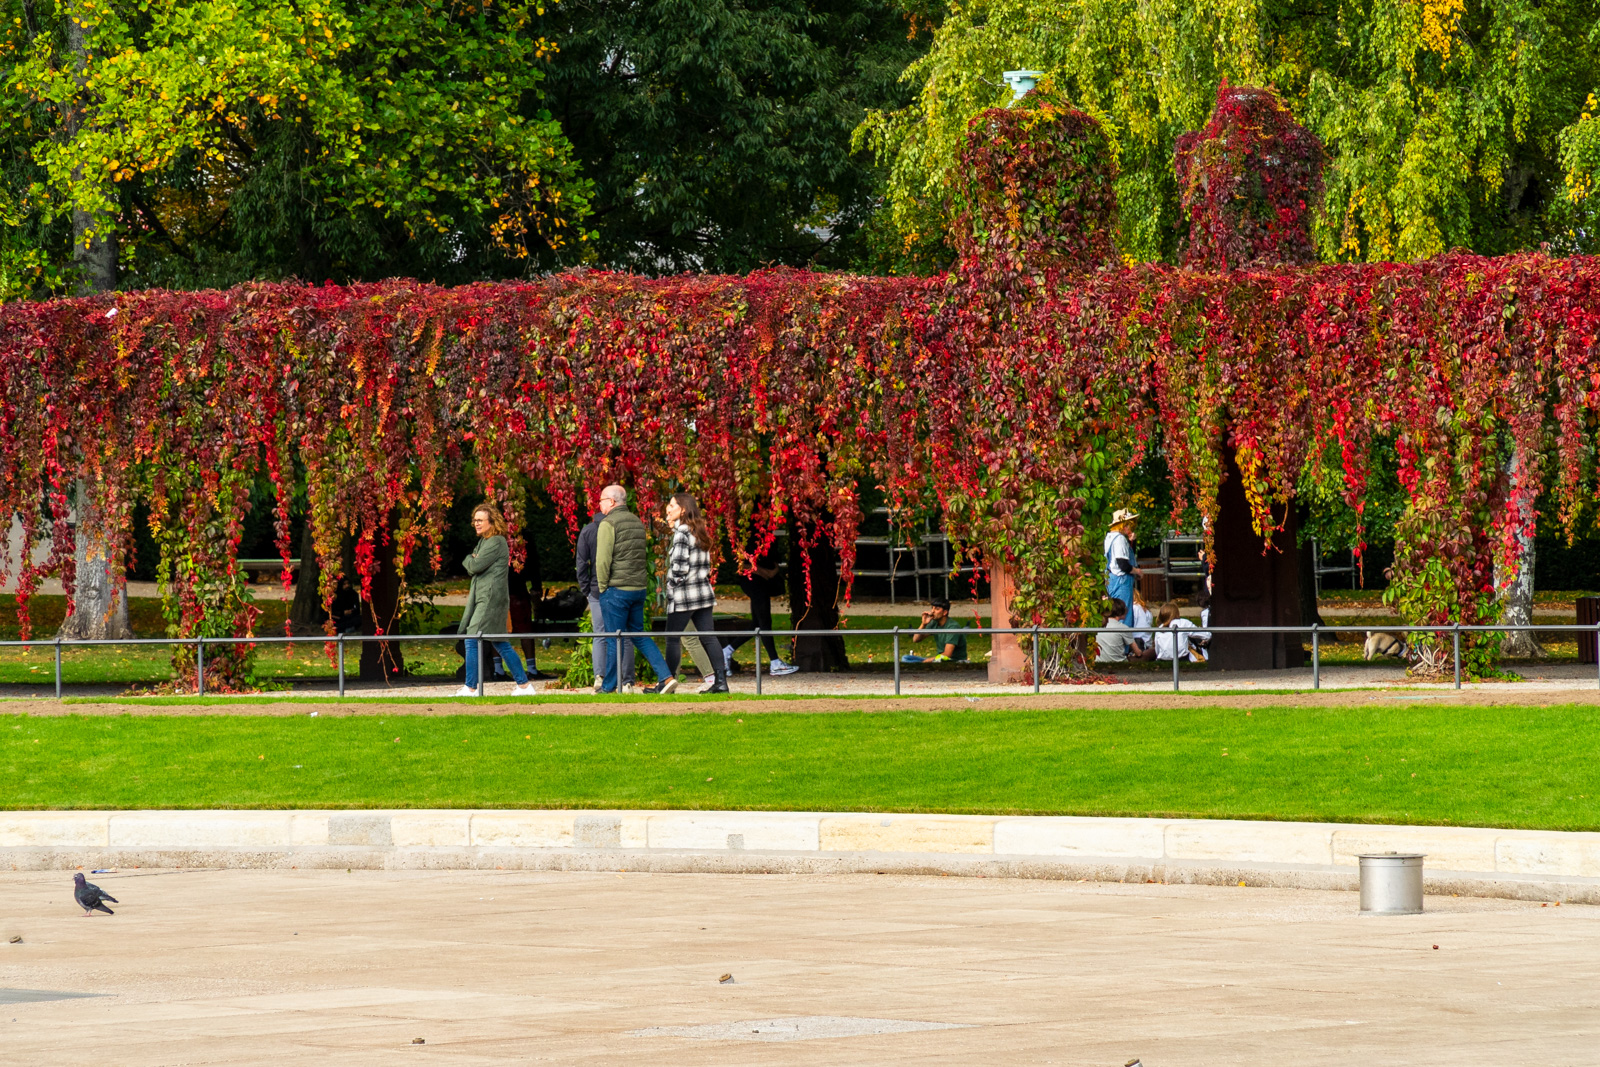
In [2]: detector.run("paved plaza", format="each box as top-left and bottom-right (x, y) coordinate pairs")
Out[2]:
(3, 868), (1596, 1064)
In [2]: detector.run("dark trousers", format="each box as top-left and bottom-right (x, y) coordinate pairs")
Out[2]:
(666, 607), (726, 685)
(723, 577), (780, 661)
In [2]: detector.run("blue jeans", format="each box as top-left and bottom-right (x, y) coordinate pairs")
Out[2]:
(1107, 573), (1136, 617)
(597, 586), (672, 691)
(465, 639), (527, 689)
(589, 594), (632, 686)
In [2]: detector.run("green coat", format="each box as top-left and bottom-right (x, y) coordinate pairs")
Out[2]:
(458, 534), (510, 636)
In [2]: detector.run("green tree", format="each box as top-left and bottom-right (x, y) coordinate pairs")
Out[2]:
(0, 0), (592, 297)
(535, 0), (927, 273)
(858, 0), (1600, 266)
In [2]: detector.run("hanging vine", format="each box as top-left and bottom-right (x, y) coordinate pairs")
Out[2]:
(2, 88), (1598, 688)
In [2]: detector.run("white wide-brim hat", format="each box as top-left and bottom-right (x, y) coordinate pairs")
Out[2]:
(1110, 508), (1139, 526)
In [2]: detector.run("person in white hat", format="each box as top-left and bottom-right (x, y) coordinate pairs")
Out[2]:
(1104, 509), (1142, 630)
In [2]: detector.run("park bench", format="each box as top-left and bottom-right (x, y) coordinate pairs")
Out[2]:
(237, 558), (301, 583)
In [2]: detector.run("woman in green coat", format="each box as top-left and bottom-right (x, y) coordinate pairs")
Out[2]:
(455, 504), (535, 697)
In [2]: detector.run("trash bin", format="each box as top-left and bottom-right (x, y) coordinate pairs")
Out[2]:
(1358, 852), (1424, 915)
(1579, 597), (1599, 665)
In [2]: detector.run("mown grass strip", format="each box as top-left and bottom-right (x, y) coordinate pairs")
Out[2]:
(37, 688), (1391, 707)
(4, 704), (1598, 829)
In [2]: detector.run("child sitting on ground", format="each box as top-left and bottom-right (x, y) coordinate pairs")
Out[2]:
(1096, 598), (1156, 664)
(1154, 600), (1206, 663)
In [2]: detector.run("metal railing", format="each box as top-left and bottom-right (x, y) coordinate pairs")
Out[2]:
(2, 621), (1597, 699)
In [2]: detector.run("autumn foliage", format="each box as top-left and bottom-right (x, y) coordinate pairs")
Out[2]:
(1176, 82), (1324, 270)
(2, 91), (1599, 688)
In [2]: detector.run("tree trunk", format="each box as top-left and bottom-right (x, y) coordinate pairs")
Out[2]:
(1296, 505), (1324, 630)
(786, 518), (849, 672)
(1208, 445), (1305, 671)
(56, 16), (127, 642)
(1498, 527), (1542, 658)
(1498, 452), (1543, 659)
(288, 519), (325, 635)
(55, 483), (132, 640)
(358, 515), (406, 681)
(64, 17), (116, 295)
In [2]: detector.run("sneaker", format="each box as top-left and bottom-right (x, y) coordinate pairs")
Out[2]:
(620, 683), (638, 695)
(592, 681), (606, 695)
(453, 685), (479, 697)
(769, 658), (799, 676)
(642, 677), (679, 695)
(511, 683), (538, 697)
(696, 677), (718, 694)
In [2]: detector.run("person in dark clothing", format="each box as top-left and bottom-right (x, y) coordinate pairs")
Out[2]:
(719, 533), (798, 676)
(329, 576), (362, 635)
(575, 505), (625, 690)
(503, 540), (554, 681)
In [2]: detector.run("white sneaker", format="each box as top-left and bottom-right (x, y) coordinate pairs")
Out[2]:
(453, 685), (479, 697)
(620, 683), (638, 695)
(511, 683), (538, 697)
(769, 658), (799, 676)
(696, 677), (718, 694)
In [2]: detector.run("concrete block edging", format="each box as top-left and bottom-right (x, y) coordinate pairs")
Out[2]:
(5, 810), (1600, 903)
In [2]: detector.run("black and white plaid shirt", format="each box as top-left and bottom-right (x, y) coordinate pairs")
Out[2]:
(666, 524), (717, 613)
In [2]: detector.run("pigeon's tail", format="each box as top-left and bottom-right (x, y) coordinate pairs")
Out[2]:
(100, 892), (119, 904)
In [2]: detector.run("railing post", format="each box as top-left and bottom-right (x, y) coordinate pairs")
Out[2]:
(893, 626), (900, 696)
(1452, 624), (1461, 690)
(476, 632), (486, 696)
(1312, 624), (1320, 690)
(337, 633), (346, 698)
(1032, 625), (1041, 693)
(54, 637), (62, 700)
(614, 631), (623, 693)
(196, 637), (205, 697)
(1172, 634), (1180, 692)
(1595, 622), (1600, 691)
(755, 628), (763, 695)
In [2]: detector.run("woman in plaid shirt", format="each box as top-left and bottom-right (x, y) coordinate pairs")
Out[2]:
(664, 493), (729, 693)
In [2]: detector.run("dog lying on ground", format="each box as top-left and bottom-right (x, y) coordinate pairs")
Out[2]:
(1363, 631), (1407, 660)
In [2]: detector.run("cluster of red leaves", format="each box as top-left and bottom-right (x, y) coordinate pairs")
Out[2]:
(950, 89), (1120, 287)
(1, 252), (1596, 676)
(1176, 82), (1324, 270)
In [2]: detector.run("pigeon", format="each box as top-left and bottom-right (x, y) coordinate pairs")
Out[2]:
(73, 872), (117, 916)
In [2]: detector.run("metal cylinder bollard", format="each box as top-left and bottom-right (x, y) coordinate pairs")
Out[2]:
(1358, 852), (1425, 915)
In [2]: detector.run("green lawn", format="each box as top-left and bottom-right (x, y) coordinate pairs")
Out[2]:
(4, 704), (1599, 829)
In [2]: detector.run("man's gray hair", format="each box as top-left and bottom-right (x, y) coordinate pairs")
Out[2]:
(601, 484), (627, 504)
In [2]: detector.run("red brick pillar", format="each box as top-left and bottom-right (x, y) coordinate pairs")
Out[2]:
(987, 557), (1029, 683)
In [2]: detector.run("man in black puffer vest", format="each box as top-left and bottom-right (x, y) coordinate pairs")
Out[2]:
(593, 484), (677, 694)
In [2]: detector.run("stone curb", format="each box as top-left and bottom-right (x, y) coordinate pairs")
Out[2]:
(5, 810), (1600, 902)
